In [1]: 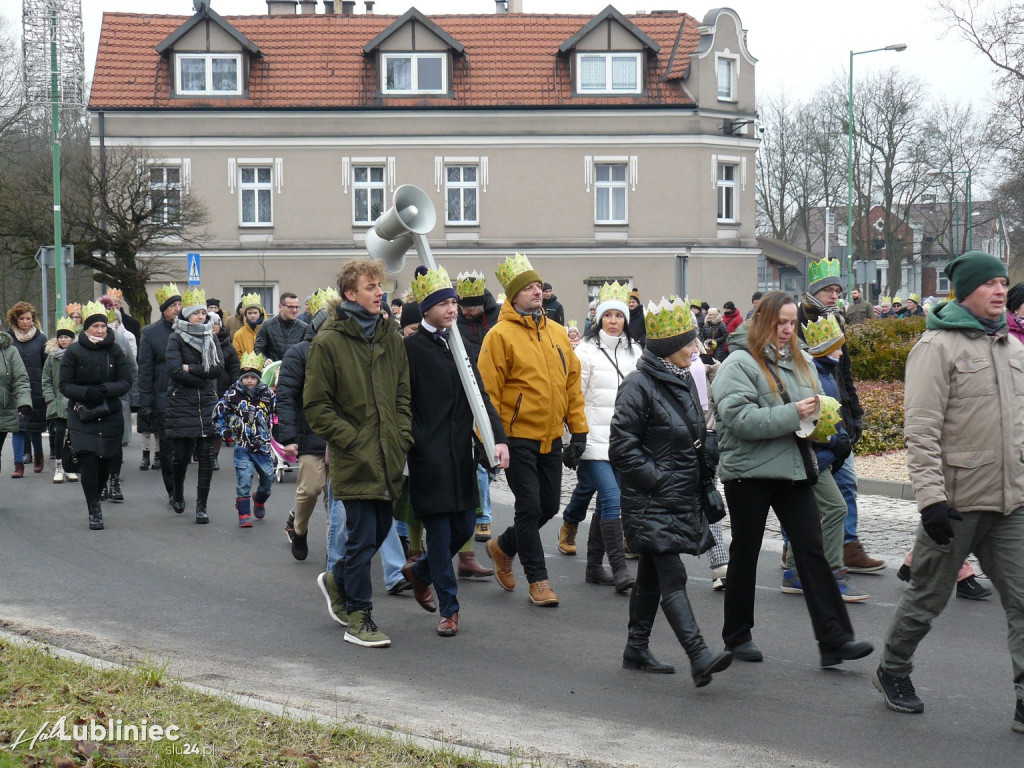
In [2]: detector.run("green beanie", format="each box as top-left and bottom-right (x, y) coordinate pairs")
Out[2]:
(945, 251), (1007, 299)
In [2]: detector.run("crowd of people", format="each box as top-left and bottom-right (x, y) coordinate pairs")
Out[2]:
(2, 250), (1024, 730)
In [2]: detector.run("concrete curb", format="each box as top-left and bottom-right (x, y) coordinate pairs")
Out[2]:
(857, 478), (916, 501)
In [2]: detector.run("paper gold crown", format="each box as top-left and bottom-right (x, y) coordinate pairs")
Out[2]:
(802, 315), (845, 357)
(309, 287), (340, 317)
(81, 300), (107, 323)
(65, 302), (81, 316)
(155, 283), (180, 307)
(240, 351), (265, 372)
(892, 296), (904, 305)
(598, 280), (631, 306)
(106, 307), (118, 323)
(495, 292), (506, 304)
(689, 298), (702, 309)
(879, 295), (892, 305)
(807, 257), (842, 288)
(909, 293), (921, 303)
(412, 265), (454, 305)
(455, 270), (487, 299)
(567, 319), (578, 330)
(495, 253), (541, 298)
(182, 286), (207, 310)
(105, 287), (123, 300)
(809, 395), (842, 443)
(241, 292), (263, 311)
(55, 316), (78, 334)
(644, 297), (696, 341)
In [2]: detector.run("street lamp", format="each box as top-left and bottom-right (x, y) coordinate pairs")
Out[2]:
(847, 43), (907, 297)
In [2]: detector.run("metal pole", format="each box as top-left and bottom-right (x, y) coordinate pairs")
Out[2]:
(50, 4), (65, 327)
(847, 50), (854, 299)
(967, 168), (973, 251)
(955, 198), (959, 255)
(40, 254), (49, 337)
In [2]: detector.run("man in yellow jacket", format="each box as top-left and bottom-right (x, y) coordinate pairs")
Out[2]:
(478, 254), (588, 607)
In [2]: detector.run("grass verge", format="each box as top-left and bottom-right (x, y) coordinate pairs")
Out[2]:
(0, 637), (521, 767)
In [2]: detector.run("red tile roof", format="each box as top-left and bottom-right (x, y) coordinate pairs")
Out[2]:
(89, 12), (700, 110)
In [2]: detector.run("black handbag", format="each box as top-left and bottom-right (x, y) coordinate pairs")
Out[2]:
(61, 430), (80, 473)
(75, 400), (111, 422)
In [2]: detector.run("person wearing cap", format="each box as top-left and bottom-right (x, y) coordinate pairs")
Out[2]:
(233, 293), (266, 358)
(878, 296), (896, 319)
(1008, 282), (1024, 345)
(138, 283), (183, 501)
(305, 258), (412, 649)
(98, 297), (139, 504)
(584, 299), (598, 334)
(105, 288), (141, 345)
(798, 258), (884, 575)
(746, 291), (763, 320)
(42, 318), (79, 484)
(905, 294), (925, 317)
(401, 266), (509, 636)
(206, 298), (222, 319)
(891, 297), (907, 319)
(628, 290), (647, 346)
(541, 282), (565, 326)
(874, 251), (1024, 728)
(721, 301), (744, 354)
(698, 307), (728, 362)
(711, 291), (874, 668)
(255, 292), (308, 362)
(478, 254), (588, 607)
(609, 296), (732, 685)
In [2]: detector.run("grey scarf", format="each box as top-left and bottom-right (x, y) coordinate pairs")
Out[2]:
(172, 318), (220, 371)
(660, 357), (692, 382)
(341, 300), (379, 341)
(802, 292), (840, 317)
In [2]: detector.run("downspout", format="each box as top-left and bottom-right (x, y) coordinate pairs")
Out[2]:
(675, 249), (690, 298)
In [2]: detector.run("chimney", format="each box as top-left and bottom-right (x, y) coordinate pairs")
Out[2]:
(495, 1), (507, 13)
(508, 0), (523, 11)
(323, 0), (335, 13)
(342, 0), (355, 14)
(365, 0), (375, 13)
(266, 0), (298, 15)
(298, 0), (317, 14)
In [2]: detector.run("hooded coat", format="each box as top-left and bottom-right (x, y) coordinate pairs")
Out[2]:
(59, 329), (132, 458)
(574, 330), (641, 461)
(6, 327), (47, 432)
(0, 333), (31, 433)
(542, 293), (565, 326)
(42, 338), (70, 421)
(609, 350), (715, 555)
(233, 305), (266, 358)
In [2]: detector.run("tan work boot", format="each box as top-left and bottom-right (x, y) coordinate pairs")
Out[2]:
(486, 538), (516, 591)
(474, 522), (491, 542)
(843, 540), (886, 573)
(528, 580), (559, 606)
(558, 522), (578, 555)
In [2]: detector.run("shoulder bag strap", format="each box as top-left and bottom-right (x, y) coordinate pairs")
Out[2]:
(652, 378), (713, 487)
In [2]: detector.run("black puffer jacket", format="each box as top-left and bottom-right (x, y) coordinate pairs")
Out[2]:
(699, 319), (729, 362)
(254, 314), (309, 362)
(456, 291), (500, 364)
(277, 323), (325, 457)
(59, 330), (132, 457)
(164, 330), (224, 438)
(609, 350), (715, 556)
(138, 316), (174, 414)
(7, 328), (48, 432)
(215, 326), (241, 397)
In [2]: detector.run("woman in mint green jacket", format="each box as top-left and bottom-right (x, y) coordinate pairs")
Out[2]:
(710, 291), (872, 669)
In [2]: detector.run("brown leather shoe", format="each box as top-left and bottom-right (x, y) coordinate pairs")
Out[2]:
(528, 580), (559, 606)
(33, 454), (44, 473)
(486, 538), (516, 591)
(400, 563), (436, 613)
(843, 540), (886, 573)
(11, 462), (24, 479)
(557, 523), (578, 555)
(458, 551), (493, 579)
(437, 613), (459, 637)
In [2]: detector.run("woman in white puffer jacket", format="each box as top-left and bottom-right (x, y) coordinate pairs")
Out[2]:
(558, 284), (642, 592)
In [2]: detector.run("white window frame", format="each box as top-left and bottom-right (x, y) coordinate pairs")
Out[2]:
(937, 272), (950, 294)
(381, 53), (447, 95)
(352, 164), (387, 225)
(594, 162), (628, 224)
(576, 52), (642, 95)
(715, 53), (738, 102)
(236, 284), (277, 313)
(717, 161), (737, 223)
(239, 164), (274, 227)
(148, 165), (183, 225)
(444, 164), (479, 226)
(176, 53), (243, 96)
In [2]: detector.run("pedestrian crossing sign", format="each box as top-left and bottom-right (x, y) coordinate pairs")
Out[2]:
(187, 253), (201, 285)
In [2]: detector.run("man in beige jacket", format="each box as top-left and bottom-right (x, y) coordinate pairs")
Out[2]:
(873, 250), (1024, 733)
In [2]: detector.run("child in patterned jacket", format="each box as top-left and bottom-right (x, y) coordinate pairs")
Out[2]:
(213, 352), (276, 527)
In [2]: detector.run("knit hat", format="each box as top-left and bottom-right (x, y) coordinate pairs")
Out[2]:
(644, 297), (698, 358)
(155, 283), (182, 313)
(723, 300), (736, 311)
(400, 301), (421, 329)
(801, 315), (845, 357)
(495, 253), (542, 302)
(542, 282), (553, 291)
(807, 257), (843, 294)
(181, 286), (207, 319)
(595, 280), (631, 324)
(81, 300), (108, 329)
(945, 250), (1008, 300)
(1008, 282), (1024, 313)
(206, 298), (221, 309)
(412, 265), (457, 314)
(455, 270), (488, 307)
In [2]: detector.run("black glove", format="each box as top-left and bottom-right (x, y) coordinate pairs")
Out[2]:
(84, 388), (105, 405)
(17, 408), (29, 431)
(847, 418), (864, 445)
(830, 434), (852, 474)
(921, 501), (963, 546)
(562, 433), (587, 471)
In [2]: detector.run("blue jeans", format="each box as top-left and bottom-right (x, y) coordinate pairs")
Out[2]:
(326, 483), (405, 593)
(233, 447), (274, 499)
(412, 510), (476, 617)
(832, 454), (860, 544)
(12, 430), (43, 462)
(563, 460), (620, 524)
(476, 465), (492, 525)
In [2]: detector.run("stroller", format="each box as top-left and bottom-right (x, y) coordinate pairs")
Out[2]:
(261, 360), (298, 483)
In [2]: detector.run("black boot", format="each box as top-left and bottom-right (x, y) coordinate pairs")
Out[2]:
(601, 518), (635, 593)
(661, 590), (732, 687)
(195, 498), (209, 524)
(152, 451), (162, 471)
(622, 586), (675, 673)
(139, 450), (150, 471)
(171, 468), (186, 514)
(88, 500), (104, 530)
(585, 518), (614, 585)
(194, 440), (213, 523)
(108, 475), (124, 503)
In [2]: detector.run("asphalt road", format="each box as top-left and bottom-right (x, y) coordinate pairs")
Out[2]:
(1, 441), (1020, 767)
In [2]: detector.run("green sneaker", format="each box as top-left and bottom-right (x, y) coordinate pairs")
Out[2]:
(317, 571), (348, 626)
(344, 610), (391, 648)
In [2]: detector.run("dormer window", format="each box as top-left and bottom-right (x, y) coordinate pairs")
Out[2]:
(577, 52), (642, 94)
(382, 53), (446, 94)
(176, 53), (243, 96)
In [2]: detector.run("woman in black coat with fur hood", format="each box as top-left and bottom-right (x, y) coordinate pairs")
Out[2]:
(609, 299), (732, 688)
(59, 304), (133, 530)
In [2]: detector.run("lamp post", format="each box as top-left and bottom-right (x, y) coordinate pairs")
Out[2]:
(847, 44), (907, 298)
(927, 167), (972, 254)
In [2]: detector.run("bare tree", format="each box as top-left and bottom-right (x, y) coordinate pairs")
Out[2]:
(0, 16), (29, 143)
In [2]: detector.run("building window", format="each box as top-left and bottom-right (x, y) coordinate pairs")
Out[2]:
(149, 166), (181, 225)
(353, 165), (386, 224)
(716, 55), (736, 101)
(238, 284), (276, 312)
(595, 163), (627, 224)
(176, 53), (242, 96)
(577, 53), (642, 94)
(240, 166), (273, 226)
(937, 272), (950, 294)
(445, 165), (478, 225)
(717, 163), (737, 222)
(382, 53), (445, 94)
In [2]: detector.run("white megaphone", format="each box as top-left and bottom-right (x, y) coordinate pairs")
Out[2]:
(365, 184), (436, 274)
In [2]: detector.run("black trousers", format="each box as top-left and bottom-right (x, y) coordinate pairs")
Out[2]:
(170, 436), (215, 502)
(152, 412), (174, 495)
(497, 438), (563, 583)
(635, 552), (690, 597)
(77, 452), (118, 504)
(722, 478), (853, 651)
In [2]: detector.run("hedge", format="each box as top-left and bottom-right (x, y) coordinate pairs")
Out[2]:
(853, 379), (904, 455)
(845, 317), (926, 381)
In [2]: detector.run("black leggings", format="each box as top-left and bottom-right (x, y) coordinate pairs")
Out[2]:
(77, 452), (117, 504)
(171, 436), (215, 502)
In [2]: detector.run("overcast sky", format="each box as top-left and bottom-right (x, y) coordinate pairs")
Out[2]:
(0, 0), (999, 110)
